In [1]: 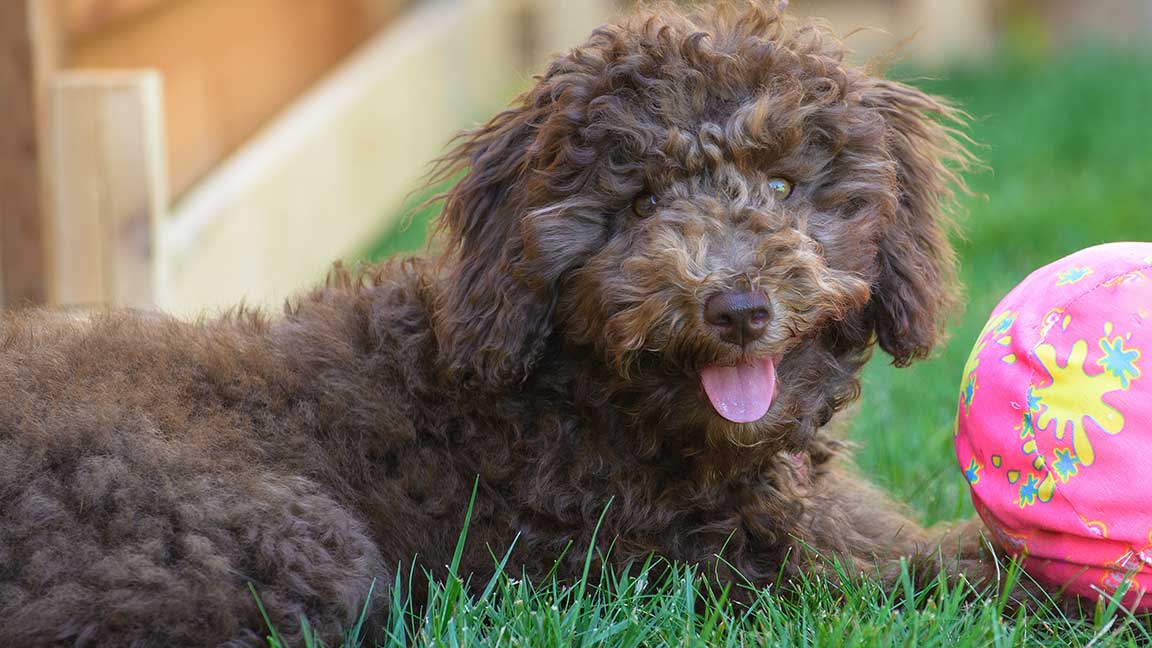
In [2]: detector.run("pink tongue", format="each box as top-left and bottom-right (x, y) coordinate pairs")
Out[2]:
(700, 358), (777, 423)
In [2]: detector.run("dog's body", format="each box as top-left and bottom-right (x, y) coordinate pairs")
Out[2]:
(1, 3), (986, 645)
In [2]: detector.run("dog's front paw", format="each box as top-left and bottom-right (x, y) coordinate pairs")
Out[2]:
(917, 517), (1000, 591)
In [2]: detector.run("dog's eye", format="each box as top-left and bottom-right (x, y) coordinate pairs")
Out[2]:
(632, 193), (659, 218)
(768, 178), (794, 201)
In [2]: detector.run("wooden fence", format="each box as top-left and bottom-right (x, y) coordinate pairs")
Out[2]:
(0, 0), (614, 316)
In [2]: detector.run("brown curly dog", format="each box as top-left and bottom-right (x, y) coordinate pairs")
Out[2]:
(0, 2), (989, 645)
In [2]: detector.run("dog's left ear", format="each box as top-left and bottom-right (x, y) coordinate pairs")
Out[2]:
(862, 79), (969, 367)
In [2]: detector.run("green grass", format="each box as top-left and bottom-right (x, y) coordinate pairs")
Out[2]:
(262, 556), (1152, 647)
(310, 47), (1152, 647)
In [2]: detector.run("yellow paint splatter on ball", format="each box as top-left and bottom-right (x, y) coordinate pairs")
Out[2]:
(1079, 516), (1108, 538)
(1033, 340), (1127, 465)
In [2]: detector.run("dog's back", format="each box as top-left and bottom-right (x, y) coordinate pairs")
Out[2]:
(0, 274), (425, 645)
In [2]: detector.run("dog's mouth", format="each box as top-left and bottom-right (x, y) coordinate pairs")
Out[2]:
(699, 356), (778, 423)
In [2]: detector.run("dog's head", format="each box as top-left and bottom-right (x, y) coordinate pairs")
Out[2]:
(432, 1), (969, 447)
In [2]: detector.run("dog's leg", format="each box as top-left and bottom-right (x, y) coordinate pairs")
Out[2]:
(793, 462), (996, 593)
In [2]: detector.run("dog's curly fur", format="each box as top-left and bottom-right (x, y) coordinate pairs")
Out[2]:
(0, 2), (987, 645)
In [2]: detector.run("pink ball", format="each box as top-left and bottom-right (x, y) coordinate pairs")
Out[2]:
(955, 242), (1152, 609)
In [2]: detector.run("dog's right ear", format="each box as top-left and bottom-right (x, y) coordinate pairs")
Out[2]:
(428, 85), (560, 388)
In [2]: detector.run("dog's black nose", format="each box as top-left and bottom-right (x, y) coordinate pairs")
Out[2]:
(704, 291), (772, 346)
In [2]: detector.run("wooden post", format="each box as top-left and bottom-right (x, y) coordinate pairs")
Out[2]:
(0, 0), (61, 308)
(50, 72), (167, 308)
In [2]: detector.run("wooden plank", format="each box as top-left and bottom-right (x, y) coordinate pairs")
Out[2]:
(68, 0), (392, 197)
(156, 0), (527, 315)
(50, 72), (167, 308)
(65, 0), (174, 38)
(155, 0), (617, 317)
(151, 0), (612, 316)
(0, 1), (69, 308)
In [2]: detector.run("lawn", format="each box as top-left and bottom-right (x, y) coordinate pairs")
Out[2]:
(332, 46), (1152, 647)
